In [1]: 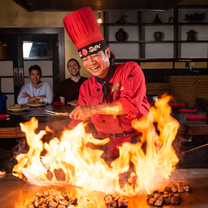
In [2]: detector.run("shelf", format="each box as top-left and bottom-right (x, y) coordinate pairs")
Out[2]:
(114, 58), (208, 62)
(141, 41), (174, 43)
(141, 23), (174, 26)
(178, 22), (208, 25)
(107, 41), (139, 44)
(103, 7), (208, 64)
(107, 41), (175, 43)
(178, 40), (208, 43)
(102, 23), (174, 26)
(102, 23), (138, 26)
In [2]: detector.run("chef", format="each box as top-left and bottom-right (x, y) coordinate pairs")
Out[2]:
(63, 7), (150, 161)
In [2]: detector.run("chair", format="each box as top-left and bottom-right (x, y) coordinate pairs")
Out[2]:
(176, 97), (208, 168)
(146, 95), (158, 104)
(194, 97), (208, 111)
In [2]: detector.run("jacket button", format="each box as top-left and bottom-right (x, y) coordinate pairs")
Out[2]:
(116, 115), (119, 118)
(102, 120), (105, 123)
(97, 88), (100, 91)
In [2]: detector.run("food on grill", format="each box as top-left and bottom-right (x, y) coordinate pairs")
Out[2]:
(147, 182), (191, 207)
(26, 189), (78, 208)
(154, 198), (163, 207)
(149, 197), (157, 205)
(170, 195), (181, 205)
(183, 183), (191, 192)
(8, 104), (29, 110)
(104, 194), (128, 208)
(148, 192), (180, 206)
(165, 182), (191, 193)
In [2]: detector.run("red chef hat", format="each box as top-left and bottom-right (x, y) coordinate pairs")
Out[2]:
(63, 7), (107, 59)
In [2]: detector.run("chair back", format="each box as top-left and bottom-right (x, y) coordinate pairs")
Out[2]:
(194, 97), (208, 111)
(147, 95), (158, 103)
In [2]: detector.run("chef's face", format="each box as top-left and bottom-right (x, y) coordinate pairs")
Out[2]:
(82, 47), (110, 79)
(67, 60), (80, 77)
(29, 69), (42, 85)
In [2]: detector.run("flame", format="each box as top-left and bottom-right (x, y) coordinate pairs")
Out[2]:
(13, 95), (179, 199)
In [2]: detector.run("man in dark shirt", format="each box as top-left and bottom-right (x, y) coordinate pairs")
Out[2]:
(58, 58), (88, 105)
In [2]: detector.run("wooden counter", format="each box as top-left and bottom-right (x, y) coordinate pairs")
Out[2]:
(0, 105), (74, 138)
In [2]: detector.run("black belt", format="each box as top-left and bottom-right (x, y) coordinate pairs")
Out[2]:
(110, 130), (135, 138)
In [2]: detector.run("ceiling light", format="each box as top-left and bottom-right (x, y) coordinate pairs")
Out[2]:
(97, 12), (102, 24)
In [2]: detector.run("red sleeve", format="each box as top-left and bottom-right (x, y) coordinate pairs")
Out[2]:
(114, 62), (150, 119)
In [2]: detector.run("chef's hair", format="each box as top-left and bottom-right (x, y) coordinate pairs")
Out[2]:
(102, 48), (116, 64)
(67, 58), (81, 68)
(29, 65), (42, 75)
(109, 51), (116, 64)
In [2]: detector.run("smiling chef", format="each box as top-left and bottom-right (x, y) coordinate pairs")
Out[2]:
(63, 7), (150, 161)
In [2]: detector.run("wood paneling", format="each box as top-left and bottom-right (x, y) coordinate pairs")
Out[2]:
(141, 62), (173, 69)
(175, 62), (207, 69)
(170, 75), (208, 105)
(146, 83), (170, 97)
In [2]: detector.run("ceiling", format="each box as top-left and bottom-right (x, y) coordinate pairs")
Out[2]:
(12, 0), (183, 12)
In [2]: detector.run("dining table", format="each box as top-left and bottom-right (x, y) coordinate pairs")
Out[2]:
(170, 103), (208, 136)
(0, 104), (75, 139)
(1, 102), (207, 139)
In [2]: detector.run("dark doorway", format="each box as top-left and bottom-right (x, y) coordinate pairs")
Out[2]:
(0, 28), (65, 106)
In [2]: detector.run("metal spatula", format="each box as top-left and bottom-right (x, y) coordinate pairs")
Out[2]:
(22, 160), (48, 181)
(45, 110), (69, 116)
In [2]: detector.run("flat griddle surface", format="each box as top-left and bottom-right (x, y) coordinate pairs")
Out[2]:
(0, 169), (208, 208)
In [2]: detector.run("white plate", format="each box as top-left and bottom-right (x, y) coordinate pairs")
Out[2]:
(27, 103), (46, 107)
(0, 171), (6, 178)
(67, 102), (76, 106)
(8, 105), (30, 111)
(8, 108), (29, 112)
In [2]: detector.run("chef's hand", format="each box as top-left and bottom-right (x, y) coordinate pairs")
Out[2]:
(69, 105), (94, 120)
(69, 103), (127, 120)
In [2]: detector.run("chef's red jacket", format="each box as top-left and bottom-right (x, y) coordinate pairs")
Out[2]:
(68, 62), (150, 157)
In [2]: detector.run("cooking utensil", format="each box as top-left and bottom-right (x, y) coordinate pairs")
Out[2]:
(44, 110), (69, 116)
(22, 160), (48, 181)
(180, 142), (208, 155)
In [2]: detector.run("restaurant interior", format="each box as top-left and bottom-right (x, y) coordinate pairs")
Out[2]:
(0, 0), (208, 207)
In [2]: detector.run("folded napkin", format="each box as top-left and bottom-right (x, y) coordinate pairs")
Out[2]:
(185, 115), (206, 120)
(171, 103), (186, 108)
(0, 114), (9, 118)
(151, 101), (155, 106)
(179, 109), (197, 113)
(52, 101), (64, 107)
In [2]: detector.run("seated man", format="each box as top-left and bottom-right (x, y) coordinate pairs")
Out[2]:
(58, 58), (88, 105)
(17, 65), (54, 104)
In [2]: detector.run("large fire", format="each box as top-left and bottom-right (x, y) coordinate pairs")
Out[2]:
(12, 95), (179, 203)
